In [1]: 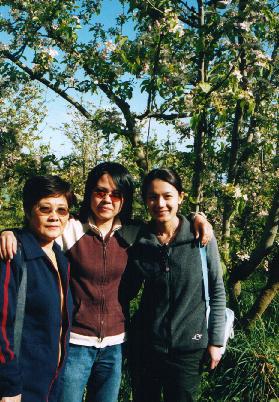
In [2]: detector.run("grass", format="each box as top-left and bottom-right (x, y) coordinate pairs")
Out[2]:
(198, 300), (279, 402)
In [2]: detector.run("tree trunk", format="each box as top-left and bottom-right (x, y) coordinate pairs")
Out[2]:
(191, 0), (206, 212)
(221, 0), (247, 257)
(192, 114), (206, 211)
(231, 185), (279, 283)
(242, 250), (279, 328)
(126, 117), (148, 173)
(222, 100), (244, 260)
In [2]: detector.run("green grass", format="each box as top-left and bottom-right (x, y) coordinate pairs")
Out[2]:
(199, 322), (278, 401)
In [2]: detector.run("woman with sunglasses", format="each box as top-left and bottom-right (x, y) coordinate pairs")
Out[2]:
(0, 175), (74, 402)
(0, 162), (212, 402)
(121, 168), (226, 402)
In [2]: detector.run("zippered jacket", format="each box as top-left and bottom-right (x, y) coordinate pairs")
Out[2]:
(121, 215), (226, 353)
(0, 229), (73, 401)
(56, 217), (142, 339)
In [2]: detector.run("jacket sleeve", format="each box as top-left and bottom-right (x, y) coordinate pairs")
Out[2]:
(0, 256), (23, 397)
(206, 236), (226, 346)
(57, 217), (88, 252)
(119, 246), (144, 306)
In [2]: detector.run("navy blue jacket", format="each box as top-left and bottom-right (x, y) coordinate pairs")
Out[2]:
(0, 229), (73, 402)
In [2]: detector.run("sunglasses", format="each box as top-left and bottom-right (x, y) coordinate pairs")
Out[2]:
(36, 205), (69, 217)
(93, 188), (122, 202)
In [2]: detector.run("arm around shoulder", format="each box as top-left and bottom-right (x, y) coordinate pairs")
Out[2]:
(0, 230), (19, 261)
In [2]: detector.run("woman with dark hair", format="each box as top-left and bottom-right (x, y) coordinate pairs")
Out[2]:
(121, 168), (226, 402)
(79, 162), (134, 224)
(0, 163), (212, 402)
(0, 175), (74, 402)
(58, 162), (137, 402)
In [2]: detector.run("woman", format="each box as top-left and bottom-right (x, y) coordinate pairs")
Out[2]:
(58, 162), (137, 402)
(0, 175), (74, 402)
(0, 163), (212, 402)
(121, 168), (226, 402)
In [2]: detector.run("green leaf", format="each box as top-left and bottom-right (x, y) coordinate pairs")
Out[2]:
(199, 82), (212, 93)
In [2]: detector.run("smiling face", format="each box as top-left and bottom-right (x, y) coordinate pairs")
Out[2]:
(28, 195), (69, 246)
(146, 179), (184, 224)
(90, 173), (124, 226)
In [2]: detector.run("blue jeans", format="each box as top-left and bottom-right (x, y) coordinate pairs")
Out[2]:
(59, 343), (123, 402)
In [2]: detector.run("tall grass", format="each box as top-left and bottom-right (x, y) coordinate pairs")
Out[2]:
(119, 284), (278, 401)
(199, 304), (279, 401)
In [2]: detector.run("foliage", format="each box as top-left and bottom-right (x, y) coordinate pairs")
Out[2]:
(0, 0), (277, 312)
(199, 316), (279, 401)
(58, 106), (121, 199)
(0, 1), (278, 398)
(0, 81), (57, 228)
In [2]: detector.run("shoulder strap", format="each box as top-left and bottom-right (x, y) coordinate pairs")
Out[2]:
(14, 247), (27, 358)
(199, 245), (210, 309)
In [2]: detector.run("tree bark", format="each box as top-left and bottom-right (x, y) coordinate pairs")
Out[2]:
(222, 100), (244, 260)
(191, 0), (207, 211)
(231, 185), (279, 283)
(242, 250), (279, 329)
(221, 0), (247, 256)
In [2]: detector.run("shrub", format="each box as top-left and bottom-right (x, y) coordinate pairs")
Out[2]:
(199, 316), (279, 401)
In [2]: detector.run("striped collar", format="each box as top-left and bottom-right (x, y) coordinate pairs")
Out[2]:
(87, 216), (122, 239)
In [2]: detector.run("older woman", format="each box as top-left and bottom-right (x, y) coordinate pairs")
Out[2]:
(0, 175), (74, 402)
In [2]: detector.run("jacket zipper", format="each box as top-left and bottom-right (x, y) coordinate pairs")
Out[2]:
(161, 244), (171, 353)
(168, 247), (173, 351)
(98, 240), (107, 341)
(45, 259), (70, 401)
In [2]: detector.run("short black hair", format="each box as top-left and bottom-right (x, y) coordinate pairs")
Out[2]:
(79, 162), (134, 224)
(141, 168), (183, 202)
(23, 175), (75, 219)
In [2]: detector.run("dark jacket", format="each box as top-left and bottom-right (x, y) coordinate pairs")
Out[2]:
(0, 229), (73, 402)
(121, 215), (226, 353)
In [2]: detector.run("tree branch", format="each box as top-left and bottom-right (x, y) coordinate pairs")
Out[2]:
(231, 185), (279, 283)
(1, 50), (92, 120)
(139, 33), (163, 119)
(137, 112), (189, 120)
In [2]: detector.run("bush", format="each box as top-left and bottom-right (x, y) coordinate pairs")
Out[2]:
(199, 317), (279, 401)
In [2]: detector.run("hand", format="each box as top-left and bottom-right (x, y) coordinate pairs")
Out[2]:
(207, 345), (222, 369)
(0, 231), (17, 260)
(193, 214), (213, 246)
(0, 394), (22, 402)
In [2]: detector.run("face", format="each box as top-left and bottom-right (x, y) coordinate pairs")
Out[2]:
(146, 179), (184, 224)
(28, 195), (69, 246)
(90, 173), (123, 225)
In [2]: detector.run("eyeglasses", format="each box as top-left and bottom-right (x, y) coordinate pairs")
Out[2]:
(93, 188), (122, 202)
(36, 205), (69, 217)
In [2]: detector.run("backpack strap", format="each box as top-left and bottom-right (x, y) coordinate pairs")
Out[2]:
(199, 244), (210, 310)
(14, 247), (27, 358)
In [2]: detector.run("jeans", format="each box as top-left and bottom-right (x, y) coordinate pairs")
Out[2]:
(59, 343), (122, 402)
